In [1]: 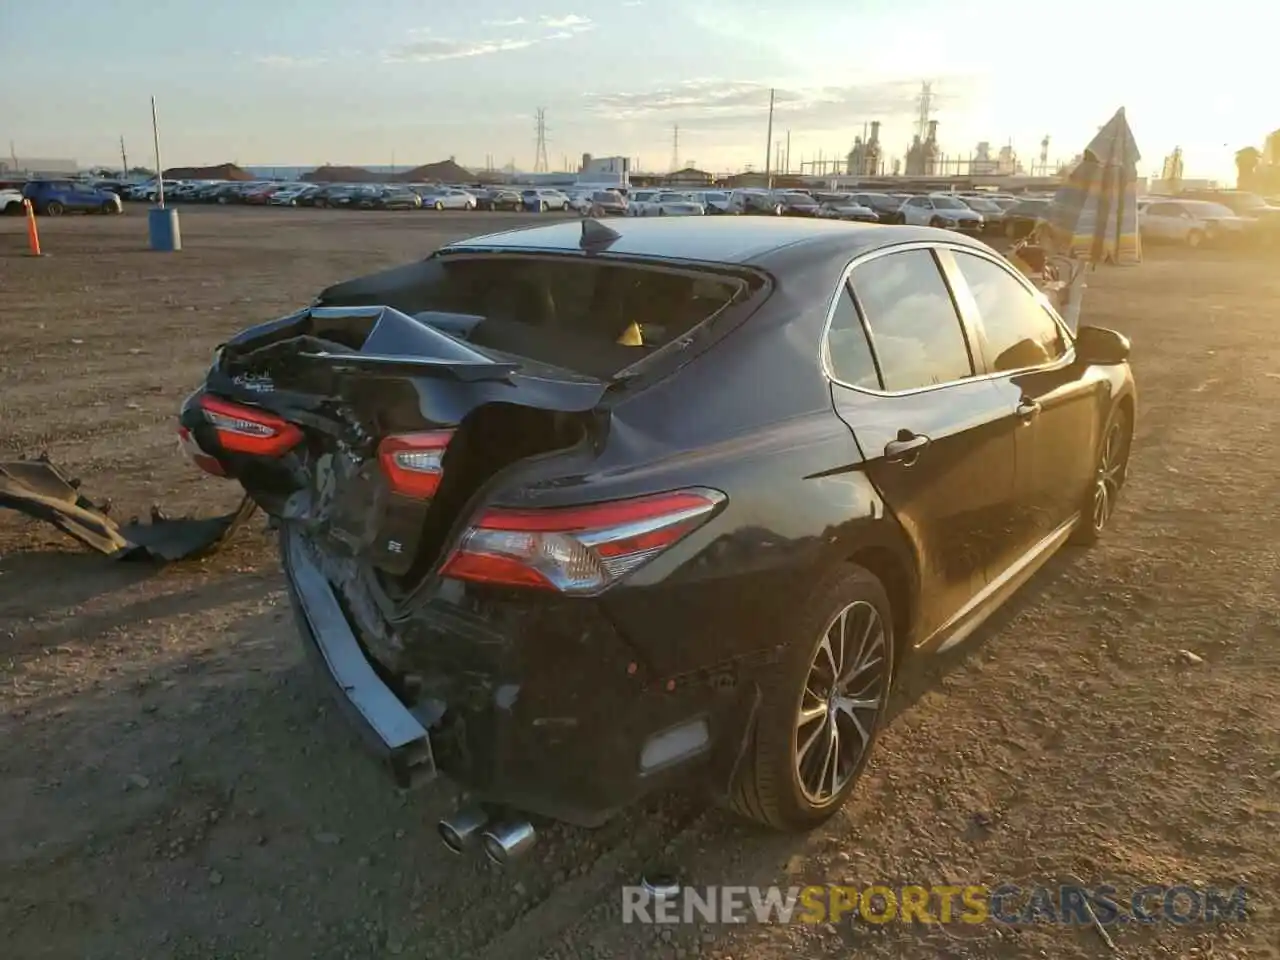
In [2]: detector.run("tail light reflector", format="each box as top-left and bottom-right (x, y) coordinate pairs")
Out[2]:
(197, 395), (303, 457)
(178, 426), (227, 477)
(440, 488), (726, 594)
(378, 431), (455, 499)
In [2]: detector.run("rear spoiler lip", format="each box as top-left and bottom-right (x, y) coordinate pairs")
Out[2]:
(296, 350), (522, 384)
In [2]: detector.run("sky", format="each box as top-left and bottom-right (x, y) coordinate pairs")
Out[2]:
(1, 0), (1276, 182)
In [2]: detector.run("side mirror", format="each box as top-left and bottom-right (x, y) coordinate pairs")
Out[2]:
(1074, 325), (1130, 365)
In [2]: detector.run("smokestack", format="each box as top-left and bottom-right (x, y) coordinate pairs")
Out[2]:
(869, 121), (881, 145)
(926, 120), (938, 143)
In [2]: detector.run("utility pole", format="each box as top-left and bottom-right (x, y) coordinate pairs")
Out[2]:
(534, 108), (549, 173)
(764, 88), (775, 188)
(120, 136), (129, 176)
(784, 130), (791, 175)
(670, 124), (680, 173)
(150, 96), (165, 207)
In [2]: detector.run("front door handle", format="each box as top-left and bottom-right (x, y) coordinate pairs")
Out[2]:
(1016, 399), (1041, 423)
(884, 432), (931, 464)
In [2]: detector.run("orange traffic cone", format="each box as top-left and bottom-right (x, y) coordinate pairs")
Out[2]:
(24, 199), (42, 257)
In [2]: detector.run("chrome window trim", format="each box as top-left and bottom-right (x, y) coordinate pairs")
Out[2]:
(820, 240), (1077, 398)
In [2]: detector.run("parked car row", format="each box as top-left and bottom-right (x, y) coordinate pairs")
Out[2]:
(1137, 192), (1280, 248)
(113, 179), (589, 214)
(0, 179), (123, 216)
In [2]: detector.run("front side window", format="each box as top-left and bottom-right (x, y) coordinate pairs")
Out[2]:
(952, 251), (1067, 372)
(850, 249), (974, 391)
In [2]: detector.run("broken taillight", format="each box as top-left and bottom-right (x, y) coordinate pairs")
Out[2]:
(440, 488), (726, 594)
(377, 431), (455, 500)
(178, 426), (227, 477)
(197, 396), (303, 457)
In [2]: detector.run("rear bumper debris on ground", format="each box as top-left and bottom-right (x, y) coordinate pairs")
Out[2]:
(0, 456), (257, 561)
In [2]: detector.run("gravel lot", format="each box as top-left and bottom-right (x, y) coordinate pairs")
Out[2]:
(1, 207), (1277, 960)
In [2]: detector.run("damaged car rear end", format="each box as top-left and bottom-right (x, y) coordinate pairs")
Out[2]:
(178, 218), (848, 858)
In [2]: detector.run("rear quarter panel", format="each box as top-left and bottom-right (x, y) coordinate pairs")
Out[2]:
(478, 262), (914, 680)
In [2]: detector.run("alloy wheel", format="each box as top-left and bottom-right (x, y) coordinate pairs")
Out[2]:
(1091, 420), (1126, 532)
(794, 600), (887, 805)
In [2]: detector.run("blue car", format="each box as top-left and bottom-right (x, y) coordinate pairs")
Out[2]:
(22, 180), (123, 216)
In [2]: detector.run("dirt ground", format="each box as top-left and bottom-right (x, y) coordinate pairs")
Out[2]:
(1, 208), (1277, 960)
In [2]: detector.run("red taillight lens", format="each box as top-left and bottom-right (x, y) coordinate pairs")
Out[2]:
(197, 396), (303, 457)
(440, 488), (726, 594)
(377, 431), (454, 500)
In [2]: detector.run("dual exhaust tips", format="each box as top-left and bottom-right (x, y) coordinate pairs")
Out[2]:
(438, 806), (535, 865)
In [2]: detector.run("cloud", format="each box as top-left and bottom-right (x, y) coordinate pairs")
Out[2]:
(539, 14), (591, 28)
(254, 54), (328, 68)
(585, 77), (971, 133)
(385, 36), (539, 63)
(386, 16), (593, 63)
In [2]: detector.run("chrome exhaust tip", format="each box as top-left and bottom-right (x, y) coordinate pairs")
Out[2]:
(437, 805), (491, 854)
(479, 820), (537, 865)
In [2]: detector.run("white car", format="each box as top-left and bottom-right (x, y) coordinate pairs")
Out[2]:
(1138, 199), (1252, 247)
(0, 187), (25, 215)
(625, 189), (661, 215)
(645, 191), (705, 217)
(898, 194), (984, 233)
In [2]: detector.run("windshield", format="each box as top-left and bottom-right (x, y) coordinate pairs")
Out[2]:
(931, 196), (968, 210)
(1186, 202), (1236, 217)
(782, 193), (814, 202)
(964, 198), (999, 211)
(1227, 192), (1266, 210)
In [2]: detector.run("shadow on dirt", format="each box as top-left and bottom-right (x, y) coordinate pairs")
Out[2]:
(0, 541), (1092, 960)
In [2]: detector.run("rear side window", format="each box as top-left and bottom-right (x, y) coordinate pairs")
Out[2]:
(825, 284), (881, 389)
(952, 252), (1067, 372)
(850, 249), (974, 391)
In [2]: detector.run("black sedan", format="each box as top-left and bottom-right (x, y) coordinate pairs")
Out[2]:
(475, 188), (524, 211)
(1003, 197), (1055, 239)
(176, 218), (1135, 858)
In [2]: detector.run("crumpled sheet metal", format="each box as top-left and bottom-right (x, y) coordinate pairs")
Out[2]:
(0, 458), (257, 562)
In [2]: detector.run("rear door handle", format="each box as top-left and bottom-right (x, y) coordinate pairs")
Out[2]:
(884, 433), (931, 464)
(1016, 399), (1041, 423)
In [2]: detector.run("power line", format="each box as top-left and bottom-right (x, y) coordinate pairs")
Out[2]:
(534, 108), (549, 173)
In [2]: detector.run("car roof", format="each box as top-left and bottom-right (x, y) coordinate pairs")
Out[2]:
(442, 217), (969, 267)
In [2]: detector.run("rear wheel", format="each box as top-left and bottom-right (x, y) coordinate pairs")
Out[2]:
(728, 564), (894, 832)
(1071, 405), (1132, 545)
(45, 201), (64, 216)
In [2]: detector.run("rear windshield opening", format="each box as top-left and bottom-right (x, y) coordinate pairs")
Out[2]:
(322, 255), (755, 380)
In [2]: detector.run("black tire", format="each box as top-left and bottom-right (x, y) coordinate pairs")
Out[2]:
(101, 202), (117, 215)
(929, 216), (945, 228)
(435, 201), (444, 211)
(727, 563), (895, 832)
(539, 201), (548, 213)
(45, 201), (64, 216)
(1071, 405), (1132, 546)
(2, 201), (22, 216)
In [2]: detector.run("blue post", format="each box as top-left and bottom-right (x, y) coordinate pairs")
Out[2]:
(148, 206), (181, 252)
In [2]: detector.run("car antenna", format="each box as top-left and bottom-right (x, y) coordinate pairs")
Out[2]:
(579, 217), (621, 252)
